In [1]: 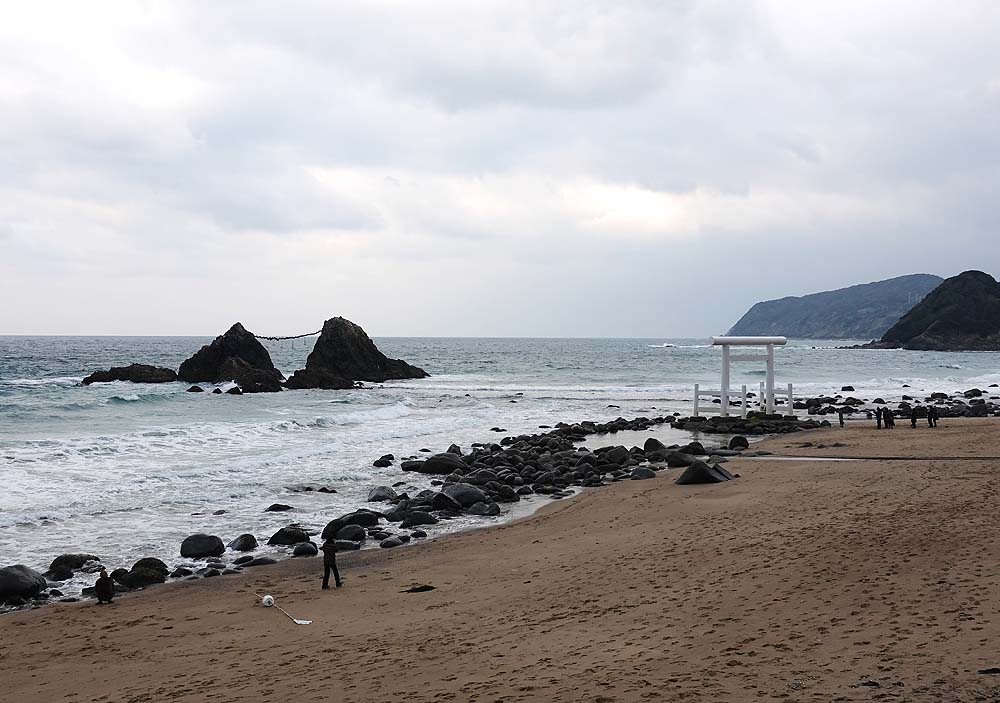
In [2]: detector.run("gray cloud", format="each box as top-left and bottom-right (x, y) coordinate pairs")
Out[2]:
(1, 1), (998, 336)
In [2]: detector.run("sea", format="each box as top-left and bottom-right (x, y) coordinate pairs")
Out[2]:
(2, 335), (999, 597)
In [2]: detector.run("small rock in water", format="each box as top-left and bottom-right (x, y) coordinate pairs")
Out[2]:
(265, 503), (294, 512)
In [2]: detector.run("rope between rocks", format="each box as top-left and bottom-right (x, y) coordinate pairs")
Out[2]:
(253, 330), (321, 341)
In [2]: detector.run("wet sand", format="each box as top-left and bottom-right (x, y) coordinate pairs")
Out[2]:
(2, 418), (1000, 702)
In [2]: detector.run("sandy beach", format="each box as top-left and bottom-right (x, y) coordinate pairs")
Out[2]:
(3, 418), (1000, 702)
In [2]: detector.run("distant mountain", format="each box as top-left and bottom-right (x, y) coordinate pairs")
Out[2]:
(728, 274), (943, 340)
(867, 270), (1000, 350)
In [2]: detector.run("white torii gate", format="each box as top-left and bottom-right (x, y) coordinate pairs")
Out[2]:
(693, 336), (792, 417)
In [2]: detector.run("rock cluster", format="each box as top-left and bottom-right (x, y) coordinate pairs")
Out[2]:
(82, 364), (178, 385)
(285, 317), (428, 390)
(178, 323), (284, 392)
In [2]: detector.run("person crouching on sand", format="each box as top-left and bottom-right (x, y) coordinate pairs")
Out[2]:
(95, 568), (115, 605)
(321, 538), (342, 590)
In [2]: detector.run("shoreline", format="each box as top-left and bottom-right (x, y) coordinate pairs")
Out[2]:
(4, 417), (999, 701)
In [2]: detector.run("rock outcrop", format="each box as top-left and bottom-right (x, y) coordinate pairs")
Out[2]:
(285, 317), (428, 389)
(82, 364), (178, 385)
(729, 274), (942, 339)
(861, 271), (1000, 351)
(178, 323), (283, 392)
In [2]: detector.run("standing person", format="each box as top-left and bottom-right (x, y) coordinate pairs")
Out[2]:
(910, 411), (918, 429)
(876, 406), (883, 430)
(95, 568), (115, 605)
(930, 406), (939, 427)
(838, 407), (845, 427)
(887, 409), (896, 429)
(321, 538), (342, 590)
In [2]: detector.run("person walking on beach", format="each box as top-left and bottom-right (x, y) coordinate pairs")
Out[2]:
(875, 406), (883, 430)
(928, 406), (939, 428)
(321, 538), (342, 590)
(887, 409), (895, 429)
(910, 411), (918, 429)
(838, 408), (845, 427)
(95, 568), (115, 605)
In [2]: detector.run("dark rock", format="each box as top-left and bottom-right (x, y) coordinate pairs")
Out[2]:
(265, 503), (294, 512)
(400, 511), (438, 528)
(431, 492), (463, 511)
(232, 555), (254, 565)
(321, 510), (381, 540)
(267, 525), (311, 546)
(403, 584), (435, 593)
(728, 436), (749, 450)
(285, 317), (428, 389)
(0, 565), (47, 598)
(178, 323), (283, 392)
(243, 557), (278, 567)
(82, 364), (177, 385)
(675, 460), (735, 485)
(665, 451), (697, 467)
(170, 567), (193, 578)
(335, 525), (367, 542)
(187, 385), (205, 393)
(228, 534), (258, 552)
(643, 437), (667, 454)
(212, 388), (223, 394)
(441, 483), (488, 508)
(841, 385), (855, 392)
(180, 534), (225, 559)
(404, 453), (467, 475)
(44, 554), (101, 581)
(372, 454), (394, 468)
(334, 540), (361, 551)
(292, 542), (318, 557)
(411, 530), (427, 539)
(446, 444), (462, 455)
(119, 558), (169, 588)
(226, 387), (244, 395)
(466, 502), (501, 516)
(380, 537), (404, 549)
(367, 486), (398, 502)
(630, 467), (657, 480)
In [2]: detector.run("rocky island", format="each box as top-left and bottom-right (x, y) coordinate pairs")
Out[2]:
(857, 270), (1000, 351)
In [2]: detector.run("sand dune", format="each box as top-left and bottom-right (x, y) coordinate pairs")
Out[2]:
(3, 419), (1000, 702)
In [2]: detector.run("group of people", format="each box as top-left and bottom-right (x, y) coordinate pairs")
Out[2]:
(873, 405), (939, 429)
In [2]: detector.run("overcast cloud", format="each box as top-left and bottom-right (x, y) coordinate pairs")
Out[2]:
(2, 1), (999, 336)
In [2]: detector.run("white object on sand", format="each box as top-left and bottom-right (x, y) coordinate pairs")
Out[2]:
(254, 592), (311, 625)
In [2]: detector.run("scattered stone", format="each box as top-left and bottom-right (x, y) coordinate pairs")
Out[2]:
(243, 557), (278, 567)
(380, 537), (404, 549)
(0, 565), (47, 599)
(630, 467), (657, 480)
(187, 385), (205, 393)
(265, 503), (294, 512)
(403, 584), (436, 593)
(675, 460), (735, 485)
(367, 486), (398, 502)
(728, 436), (749, 450)
(267, 525), (311, 546)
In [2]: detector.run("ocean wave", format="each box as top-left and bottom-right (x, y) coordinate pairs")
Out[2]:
(0, 375), (83, 387)
(646, 343), (676, 348)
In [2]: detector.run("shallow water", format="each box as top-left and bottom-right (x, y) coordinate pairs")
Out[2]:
(1, 335), (998, 595)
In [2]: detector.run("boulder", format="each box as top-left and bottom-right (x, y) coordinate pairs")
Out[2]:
(665, 451), (697, 467)
(334, 540), (361, 551)
(178, 323), (284, 391)
(400, 511), (438, 528)
(372, 454), (394, 468)
(226, 387), (243, 395)
(675, 460), (735, 485)
(441, 483), (488, 508)
(320, 510), (381, 540)
(180, 534), (225, 559)
(292, 542), (318, 557)
(243, 557), (278, 567)
(630, 467), (657, 480)
(0, 565), (47, 599)
(643, 437), (667, 454)
(335, 525), (367, 542)
(187, 385), (205, 393)
(228, 534), (258, 552)
(265, 503), (294, 512)
(728, 436), (749, 450)
(367, 486), (398, 503)
(285, 316), (428, 389)
(82, 364), (177, 385)
(431, 492), (463, 511)
(118, 558), (169, 588)
(44, 553), (100, 581)
(380, 537), (404, 549)
(267, 525), (311, 546)
(601, 446), (630, 465)
(841, 385), (855, 392)
(403, 452), (466, 475)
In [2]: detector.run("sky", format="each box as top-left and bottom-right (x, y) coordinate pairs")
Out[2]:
(2, 1), (999, 337)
